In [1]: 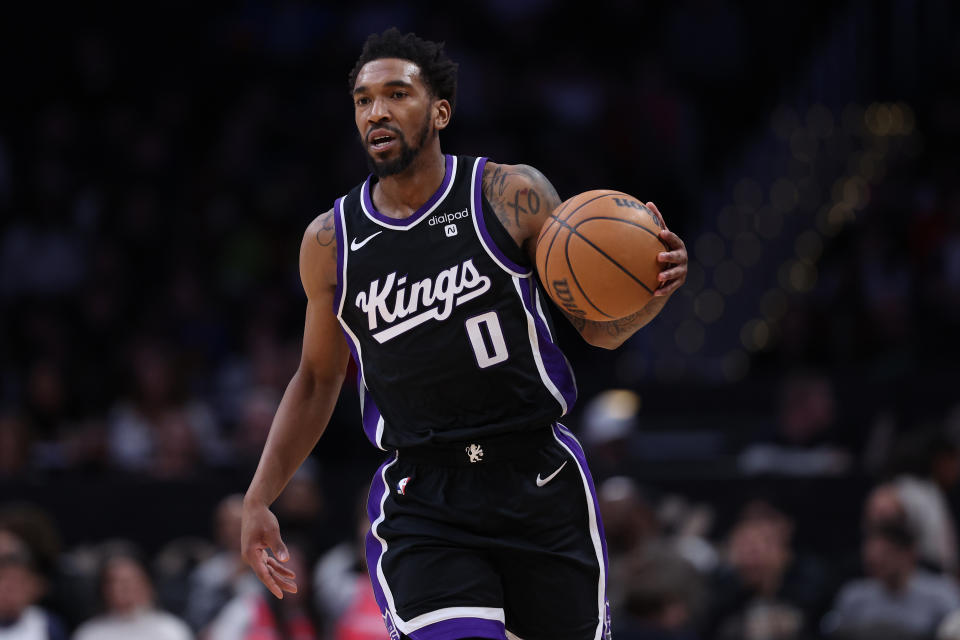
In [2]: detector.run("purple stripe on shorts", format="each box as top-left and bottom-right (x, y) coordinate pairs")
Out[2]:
(409, 617), (506, 640)
(552, 424), (610, 585)
(520, 278), (578, 411)
(472, 157), (531, 276)
(363, 154), (454, 228)
(332, 196), (346, 315)
(365, 456), (396, 620)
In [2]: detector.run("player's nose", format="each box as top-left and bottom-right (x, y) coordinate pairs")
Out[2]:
(368, 96), (391, 122)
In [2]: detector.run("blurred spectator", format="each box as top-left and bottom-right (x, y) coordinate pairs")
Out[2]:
(273, 461), (332, 551)
(0, 414), (31, 476)
(206, 542), (319, 640)
(581, 390), (640, 478)
(106, 342), (226, 474)
(73, 547), (192, 640)
(892, 431), (960, 574)
(233, 388), (280, 469)
(657, 495), (718, 575)
(313, 489), (380, 640)
(599, 477), (659, 563)
(705, 501), (830, 640)
(863, 483), (906, 527)
(739, 373), (851, 477)
(0, 506), (62, 585)
(822, 520), (960, 639)
(615, 546), (702, 640)
(184, 495), (259, 632)
(152, 538), (216, 621)
(0, 537), (67, 640)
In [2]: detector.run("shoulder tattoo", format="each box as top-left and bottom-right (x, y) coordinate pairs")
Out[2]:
(482, 163), (561, 233)
(314, 209), (336, 247)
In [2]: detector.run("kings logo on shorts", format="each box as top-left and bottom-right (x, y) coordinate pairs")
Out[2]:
(355, 258), (491, 343)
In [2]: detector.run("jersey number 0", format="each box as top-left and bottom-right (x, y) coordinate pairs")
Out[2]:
(465, 311), (509, 369)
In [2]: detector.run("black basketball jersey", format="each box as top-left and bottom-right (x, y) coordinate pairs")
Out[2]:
(332, 154), (577, 449)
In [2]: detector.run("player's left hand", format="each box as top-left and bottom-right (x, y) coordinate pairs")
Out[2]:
(646, 201), (687, 297)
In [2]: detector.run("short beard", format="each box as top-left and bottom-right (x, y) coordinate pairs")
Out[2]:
(362, 112), (433, 179)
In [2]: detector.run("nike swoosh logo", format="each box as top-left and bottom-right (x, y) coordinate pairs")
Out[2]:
(351, 231), (383, 251)
(536, 461), (568, 487)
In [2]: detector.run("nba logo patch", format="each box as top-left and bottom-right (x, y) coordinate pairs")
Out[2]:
(397, 477), (411, 495)
(444, 223), (458, 237)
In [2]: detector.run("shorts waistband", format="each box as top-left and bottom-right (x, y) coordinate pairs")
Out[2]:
(396, 426), (555, 466)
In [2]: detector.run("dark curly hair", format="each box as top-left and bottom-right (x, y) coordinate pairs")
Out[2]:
(348, 28), (459, 114)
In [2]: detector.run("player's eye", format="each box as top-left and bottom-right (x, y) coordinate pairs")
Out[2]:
(355, 97), (370, 106)
(392, 91), (407, 99)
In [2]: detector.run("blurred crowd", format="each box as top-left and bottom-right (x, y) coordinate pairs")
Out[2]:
(6, 393), (960, 640)
(3, 1), (960, 640)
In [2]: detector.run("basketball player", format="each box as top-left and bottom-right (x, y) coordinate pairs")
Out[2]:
(241, 28), (687, 640)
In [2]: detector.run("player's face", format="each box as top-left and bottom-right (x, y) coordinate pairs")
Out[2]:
(353, 58), (437, 178)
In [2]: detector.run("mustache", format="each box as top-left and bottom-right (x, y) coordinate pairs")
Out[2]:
(366, 124), (404, 144)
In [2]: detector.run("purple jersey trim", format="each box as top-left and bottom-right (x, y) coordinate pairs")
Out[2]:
(337, 317), (385, 449)
(552, 423), (610, 640)
(359, 376), (384, 447)
(332, 196), (346, 315)
(472, 157), (532, 276)
(409, 617), (506, 640)
(333, 193), (386, 449)
(519, 277), (578, 412)
(361, 154), (455, 228)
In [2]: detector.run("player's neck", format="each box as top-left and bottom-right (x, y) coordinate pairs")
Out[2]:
(371, 146), (446, 219)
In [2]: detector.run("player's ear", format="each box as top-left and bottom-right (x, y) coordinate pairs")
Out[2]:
(433, 99), (451, 131)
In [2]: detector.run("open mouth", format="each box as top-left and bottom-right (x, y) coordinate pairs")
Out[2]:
(368, 129), (398, 151)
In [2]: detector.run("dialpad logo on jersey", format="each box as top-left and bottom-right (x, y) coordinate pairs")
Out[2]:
(428, 207), (470, 226)
(444, 223), (458, 237)
(381, 609), (401, 640)
(355, 258), (491, 343)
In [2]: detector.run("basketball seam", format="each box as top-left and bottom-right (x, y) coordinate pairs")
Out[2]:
(554, 216), (656, 295)
(563, 220), (616, 319)
(559, 192), (631, 222)
(573, 215), (671, 249)
(536, 191), (635, 252)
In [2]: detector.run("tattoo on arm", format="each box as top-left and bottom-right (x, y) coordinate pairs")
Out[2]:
(482, 163), (559, 235)
(314, 211), (336, 247)
(560, 299), (666, 343)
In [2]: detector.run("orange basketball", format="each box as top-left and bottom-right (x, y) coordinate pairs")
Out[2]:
(535, 190), (666, 321)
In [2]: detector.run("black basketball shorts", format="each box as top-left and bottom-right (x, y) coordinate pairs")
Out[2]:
(364, 423), (612, 640)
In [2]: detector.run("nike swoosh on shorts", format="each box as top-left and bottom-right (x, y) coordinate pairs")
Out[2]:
(536, 460), (568, 487)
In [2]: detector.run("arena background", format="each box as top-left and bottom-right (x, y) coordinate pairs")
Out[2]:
(1, 2), (959, 639)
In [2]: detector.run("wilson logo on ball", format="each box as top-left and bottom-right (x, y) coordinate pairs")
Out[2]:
(552, 279), (586, 316)
(612, 198), (661, 227)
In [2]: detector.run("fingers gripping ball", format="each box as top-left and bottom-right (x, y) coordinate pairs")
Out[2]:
(535, 190), (667, 321)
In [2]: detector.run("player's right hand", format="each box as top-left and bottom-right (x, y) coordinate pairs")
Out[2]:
(240, 499), (298, 599)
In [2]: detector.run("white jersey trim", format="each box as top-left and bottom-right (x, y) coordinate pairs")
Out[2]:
(335, 194), (386, 450)
(512, 277), (568, 415)
(360, 156), (459, 230)
(470, 158), (532, 278)
(403, 606), (506, 633)
(370, 454), (400, 619)
(551, 424), (607, 640)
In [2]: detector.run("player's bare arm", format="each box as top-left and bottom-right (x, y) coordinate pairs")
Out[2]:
(240, 208), (351, 599)
(482, 161), (687, 349)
